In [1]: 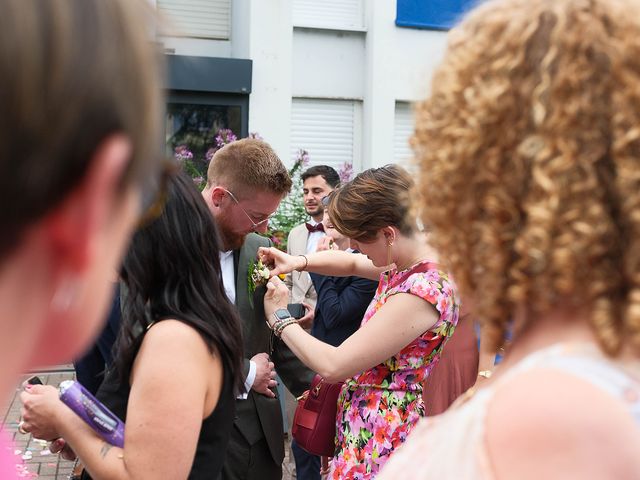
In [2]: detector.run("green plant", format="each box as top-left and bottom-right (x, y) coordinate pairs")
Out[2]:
(265, 149), (310, 250)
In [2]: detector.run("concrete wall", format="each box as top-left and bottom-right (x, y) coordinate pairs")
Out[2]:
(157, 0), (448, 170)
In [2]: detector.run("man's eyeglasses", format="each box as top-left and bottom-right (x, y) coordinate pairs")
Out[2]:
(223, 189), (274, 230)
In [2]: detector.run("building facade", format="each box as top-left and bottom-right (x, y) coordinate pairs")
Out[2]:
(152, 0), (475, 172)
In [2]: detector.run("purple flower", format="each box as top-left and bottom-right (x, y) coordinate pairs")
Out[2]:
(174, 145), (193, 162)
(248, 132), (264, 140)
(192, 176), (204, 186)
(338, 161), (353, 183)
(296, 149), (310, 167)
(215, 128), (238, 148)
(205, 147), (217, 164)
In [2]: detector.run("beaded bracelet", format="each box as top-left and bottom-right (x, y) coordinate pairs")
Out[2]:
(270, 316), (293, 334)
(270, 318), (281, 331)
(274, 318), (299, 337)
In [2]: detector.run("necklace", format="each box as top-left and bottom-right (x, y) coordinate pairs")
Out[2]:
(394, 256), (430, 272)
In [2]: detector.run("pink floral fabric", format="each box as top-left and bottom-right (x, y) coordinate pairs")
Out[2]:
(0, 430), (18, 479)
(328, 261), (459, 479)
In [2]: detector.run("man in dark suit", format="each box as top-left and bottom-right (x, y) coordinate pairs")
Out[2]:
(308, 263), (378, 347)
(202, 138), (315, 480)
(73, 284), (122, 394)
(291, 202), (378, 479)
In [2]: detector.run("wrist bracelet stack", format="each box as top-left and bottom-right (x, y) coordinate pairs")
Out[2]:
(271, 317), (299, 337)
(299, 254), (308, 271)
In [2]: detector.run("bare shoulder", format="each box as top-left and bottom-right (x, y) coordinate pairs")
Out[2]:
(485, 367), (640, 480)
(132, 319), (220, 412)
(139, 319), (213, 361)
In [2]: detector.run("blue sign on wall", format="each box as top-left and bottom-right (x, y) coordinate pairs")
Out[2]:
(396, 0), (479, 30)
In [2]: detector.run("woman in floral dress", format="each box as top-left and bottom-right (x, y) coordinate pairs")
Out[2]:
(260, 165), (460, 478)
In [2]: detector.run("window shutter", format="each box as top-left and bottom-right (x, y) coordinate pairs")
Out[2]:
(290, 98), (361, 172)
(394, 102), (414, 165)
(158, 0), (231, 40)
(293, 0), (365, 31)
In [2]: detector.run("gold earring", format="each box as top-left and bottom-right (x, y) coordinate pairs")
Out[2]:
(385, 242), (394, 282)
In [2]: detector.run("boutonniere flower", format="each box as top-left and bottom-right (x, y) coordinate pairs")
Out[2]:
(248, 258), (270, 298)
(248, 258), (286, 298)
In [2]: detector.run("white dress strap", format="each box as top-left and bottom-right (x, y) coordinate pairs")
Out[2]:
(377, 342), (640, 480)
(492, 343), (640, 424)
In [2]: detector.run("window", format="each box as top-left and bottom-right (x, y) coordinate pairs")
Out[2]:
(290, 98), (362, 172)
(163, 56), (251, 175)
(396, 0), (478, 30)
(165, 92), (248, 180)
(293, 0), (365, 31)
(394, 102), (413, 166)
(166, 101), (241, 170)
(158, 0), (231, 40)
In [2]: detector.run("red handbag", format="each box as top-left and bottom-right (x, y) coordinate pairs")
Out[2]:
(292, 374), (344, 457)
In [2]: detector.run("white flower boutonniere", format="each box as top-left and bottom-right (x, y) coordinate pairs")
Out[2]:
(248, 258), (271, 298)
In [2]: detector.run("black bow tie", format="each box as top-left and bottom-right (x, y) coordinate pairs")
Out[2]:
(306, 222), (325, 233)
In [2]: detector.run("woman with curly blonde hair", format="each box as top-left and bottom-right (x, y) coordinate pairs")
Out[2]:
(379, 0), (640, 479)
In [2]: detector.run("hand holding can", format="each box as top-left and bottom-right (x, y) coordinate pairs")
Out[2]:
(59, 380), (125, 447)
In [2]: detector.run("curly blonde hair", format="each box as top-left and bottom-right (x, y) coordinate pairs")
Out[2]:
(414, 0), (640, 356)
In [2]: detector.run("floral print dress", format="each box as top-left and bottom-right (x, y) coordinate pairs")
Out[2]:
(328, 261), (459, 479)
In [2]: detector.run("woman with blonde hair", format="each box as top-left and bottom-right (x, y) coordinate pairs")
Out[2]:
(260, 164), (459, 478)
(379, 0), (640, 478)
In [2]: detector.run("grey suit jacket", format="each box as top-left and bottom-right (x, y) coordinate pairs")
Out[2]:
(285, 223), (317, 308)
(232, 233), (315, 463)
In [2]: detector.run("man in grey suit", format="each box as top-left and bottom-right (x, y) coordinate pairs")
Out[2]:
(202, 138), (315, 480)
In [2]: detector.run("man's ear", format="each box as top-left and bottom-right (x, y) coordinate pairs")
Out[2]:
(210, 186), (227, 208)
(44, 135), (133, 274)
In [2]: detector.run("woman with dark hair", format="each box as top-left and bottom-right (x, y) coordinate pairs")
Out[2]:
(259, 164), (459, 479)
(20, 172), (244, 480)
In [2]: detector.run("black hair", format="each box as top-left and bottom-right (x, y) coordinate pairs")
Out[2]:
(301, 165), (340, 188)
(115, 171), (243, 393)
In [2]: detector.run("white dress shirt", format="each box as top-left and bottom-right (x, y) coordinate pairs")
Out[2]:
(219, 250), (255, 398)
(306, 219), (324, 254)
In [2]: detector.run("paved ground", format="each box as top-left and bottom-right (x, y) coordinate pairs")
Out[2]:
(2, 367), (297, 479)
(2, 367), (76, 479)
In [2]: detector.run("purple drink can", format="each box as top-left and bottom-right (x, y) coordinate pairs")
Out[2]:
(59, 380), (125, 447)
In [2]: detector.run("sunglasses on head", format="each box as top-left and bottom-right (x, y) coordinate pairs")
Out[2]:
(137, 160), (177, 228)
(321, 193), (334, 207)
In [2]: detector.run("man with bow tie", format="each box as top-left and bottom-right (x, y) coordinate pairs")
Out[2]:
(285, 165), (340, 328)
